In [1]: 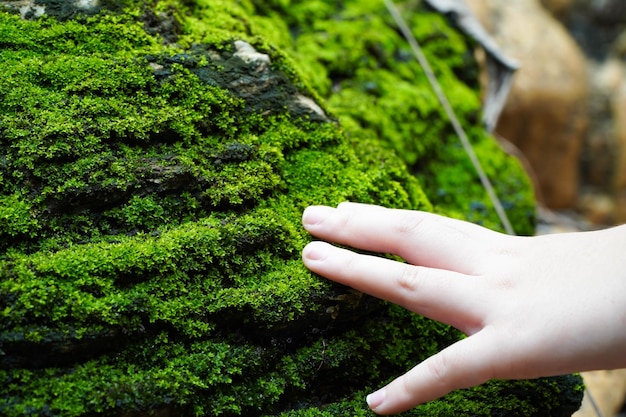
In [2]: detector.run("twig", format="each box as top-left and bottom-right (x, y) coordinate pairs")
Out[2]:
(383, 0), (515, 235)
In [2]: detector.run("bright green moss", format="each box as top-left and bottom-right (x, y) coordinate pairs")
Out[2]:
(264, 0), (534, 233)
(0, 194), (39, 238)
(0, 1), (578, 416)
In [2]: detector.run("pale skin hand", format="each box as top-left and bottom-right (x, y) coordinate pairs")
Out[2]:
(301, 202), (626, 415)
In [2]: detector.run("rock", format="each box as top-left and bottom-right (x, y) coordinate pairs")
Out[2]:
(465, 0), (589, 209)
(574, 370), (626, 417)
(535, 205), (592, 235)
(578, 190), (616, 226)
(577, 52), (626, 225)
(538, 0), (626, 224)
(581, 59), (622, 191)
(538, 0), (626, 61)
(610, 69), (626, 223)
(540, 0), (575, 17)
(0, 1), (581, 416)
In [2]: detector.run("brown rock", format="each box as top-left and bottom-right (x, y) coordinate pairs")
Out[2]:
(581, 60), (621, 191)
(574, 370), (626, 417)
(466, 0), (589, 208)
(540, 0), (574, 18)
(578, 190), (616, 226)
(611, 69), (626, 223)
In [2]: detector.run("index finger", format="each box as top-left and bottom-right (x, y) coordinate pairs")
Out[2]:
(302, 202), (509, 275)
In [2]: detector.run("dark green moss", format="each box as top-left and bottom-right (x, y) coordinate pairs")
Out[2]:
(0, 1), (578, 416)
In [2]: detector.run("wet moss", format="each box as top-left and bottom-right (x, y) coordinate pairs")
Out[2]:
(0, 1), (579, 416)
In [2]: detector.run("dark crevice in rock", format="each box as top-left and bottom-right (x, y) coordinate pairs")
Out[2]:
(141, 7), (181, 44)
(148, 41), (329, 122)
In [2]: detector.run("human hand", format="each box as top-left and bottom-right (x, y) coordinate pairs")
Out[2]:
(301, 202), (626, 415)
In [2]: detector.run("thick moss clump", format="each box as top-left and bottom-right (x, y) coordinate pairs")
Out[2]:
(0, 1), (580, 416)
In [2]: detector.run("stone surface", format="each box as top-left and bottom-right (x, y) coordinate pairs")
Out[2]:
(611, 70), (626, 223)
(578, 190), (617, 226)
(574, 370), (626, 417)
(0, 1), (581, 416)
(540, 0), (574, 17)
(581, 59), (622, 192)
(538, 0), (626, 225)
(465, 0), (589, 209)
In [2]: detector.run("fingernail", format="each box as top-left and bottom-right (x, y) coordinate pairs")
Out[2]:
(366, 389), (386, 410)
(302, 242), (328, 261)
(302, 206), (334, 227)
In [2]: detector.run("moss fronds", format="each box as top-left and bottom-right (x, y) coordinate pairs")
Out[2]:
(0, 1), (576, 416)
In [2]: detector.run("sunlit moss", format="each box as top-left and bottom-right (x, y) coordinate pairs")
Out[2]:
(0, 1), (578, 416)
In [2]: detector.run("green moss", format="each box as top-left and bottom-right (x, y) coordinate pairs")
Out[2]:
(0, 1), (576, 416)
(264, 0), (533, 233)
(0, 193), (39, 238)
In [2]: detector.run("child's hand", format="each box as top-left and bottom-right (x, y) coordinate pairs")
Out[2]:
(302, 202), (626, 415)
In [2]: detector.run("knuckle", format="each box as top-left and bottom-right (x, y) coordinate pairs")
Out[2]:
(333, 204), (353, 231)
(341, 250), (360, 274)
(426, 353), (452, 389)
(396, 265), (422, 293)
(395, 210), (427, 237)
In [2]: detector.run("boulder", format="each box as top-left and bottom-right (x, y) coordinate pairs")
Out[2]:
(0, 1), (581, 416)
(541, 0), (626, 223)
(574, 370), (626, 417)
(540, 0), (575, 18)
(609, 69), (626, 222)
(466, 0), (589, 209)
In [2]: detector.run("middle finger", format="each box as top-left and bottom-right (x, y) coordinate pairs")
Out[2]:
(302, 241), (487, 334)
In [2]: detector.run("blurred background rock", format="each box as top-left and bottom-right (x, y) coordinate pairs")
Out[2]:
(462, 1), (626, 415)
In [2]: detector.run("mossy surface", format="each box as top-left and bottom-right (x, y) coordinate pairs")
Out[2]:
(0, 1), (580, 416)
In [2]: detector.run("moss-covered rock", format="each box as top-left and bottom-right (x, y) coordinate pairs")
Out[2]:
(0, 1), (580, 416)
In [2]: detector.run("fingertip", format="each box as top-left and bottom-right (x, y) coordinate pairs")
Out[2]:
(302, 241), (330, 262)
(366, 389), (387, 412)
(302, 205), (334, 228)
